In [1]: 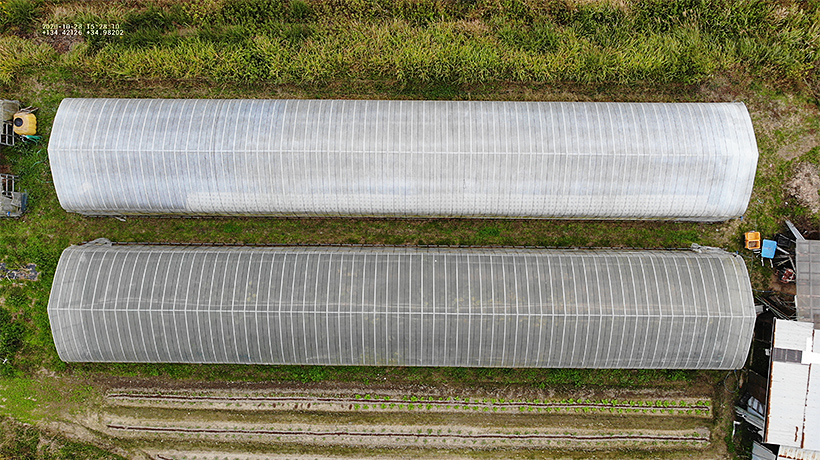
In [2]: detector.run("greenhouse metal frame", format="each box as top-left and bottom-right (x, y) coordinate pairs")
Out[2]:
(48, 99), (758, 220)
(48, 243), (756, 369)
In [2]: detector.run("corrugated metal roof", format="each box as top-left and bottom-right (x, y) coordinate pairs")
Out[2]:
(796, 241), (820, 328)
(779, 446), (820, 460)
(767, 361), (810, 446)
(47, 244), (756, 368)
(47, 99), (758, 220)
(766, 319), (820, 449)
(752, 442), (777, 460)
(804, 332), (820, 451)
(773, 320), (813, 351)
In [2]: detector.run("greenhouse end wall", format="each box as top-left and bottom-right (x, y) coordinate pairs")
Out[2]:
(48, 244), (756, 369)
(48, 99), (758, 220)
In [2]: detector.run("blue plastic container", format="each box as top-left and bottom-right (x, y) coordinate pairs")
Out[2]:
(761, 239), (777, 259)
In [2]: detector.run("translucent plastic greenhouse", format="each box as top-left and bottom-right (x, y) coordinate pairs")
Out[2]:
(48, 243), (756, 369)
(48, 99), (758, 220)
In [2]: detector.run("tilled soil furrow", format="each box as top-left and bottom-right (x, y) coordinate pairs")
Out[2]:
(106, 393), (710, 416)
(103, 404), (711, 433)
(108, 423), (708, 442)
(102, 414), (711, 451)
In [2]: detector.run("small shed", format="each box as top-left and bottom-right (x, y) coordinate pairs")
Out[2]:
(764, 319), (820, 451)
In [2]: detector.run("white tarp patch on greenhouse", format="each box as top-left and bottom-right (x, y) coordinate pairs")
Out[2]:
(48, 99), (758, 220)
(48, 243), (756, 368)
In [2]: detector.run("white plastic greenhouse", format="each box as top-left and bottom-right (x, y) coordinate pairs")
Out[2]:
(48, 99), (758, 220)
(48, 243), (755, 369)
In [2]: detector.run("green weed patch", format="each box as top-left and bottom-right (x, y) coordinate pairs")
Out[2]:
(1, 0), (817, 89)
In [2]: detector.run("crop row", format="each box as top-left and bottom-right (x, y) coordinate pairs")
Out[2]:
(108, 391), (710, 409)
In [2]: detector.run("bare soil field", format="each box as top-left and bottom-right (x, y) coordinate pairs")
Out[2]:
(46, 380), (724, 459)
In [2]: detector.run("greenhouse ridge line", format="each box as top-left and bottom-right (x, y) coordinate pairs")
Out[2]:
(55, 148), (724, 157)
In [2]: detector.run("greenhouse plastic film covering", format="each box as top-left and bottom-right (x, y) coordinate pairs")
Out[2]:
(48, 99), (758, 220)
(48, 244), (756, 369)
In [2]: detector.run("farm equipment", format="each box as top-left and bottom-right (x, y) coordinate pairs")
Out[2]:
(0, 100), (39, 146)
(743, 224), (799, 308)
(13, 108), (36, 136)
(1, 100), (18, 146)
(0, 173), (26, 217)
(744, 223), (800, 278)
(0, 99), (35, 217)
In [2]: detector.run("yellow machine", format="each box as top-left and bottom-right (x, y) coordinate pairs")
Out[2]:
(13, 111), (36, 136)
(745, 231), (761, 250)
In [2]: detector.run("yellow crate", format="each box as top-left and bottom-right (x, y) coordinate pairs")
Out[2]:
(745, 231), (761, 250)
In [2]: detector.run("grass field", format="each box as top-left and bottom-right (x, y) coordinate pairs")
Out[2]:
(0, 0), (819, 458)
